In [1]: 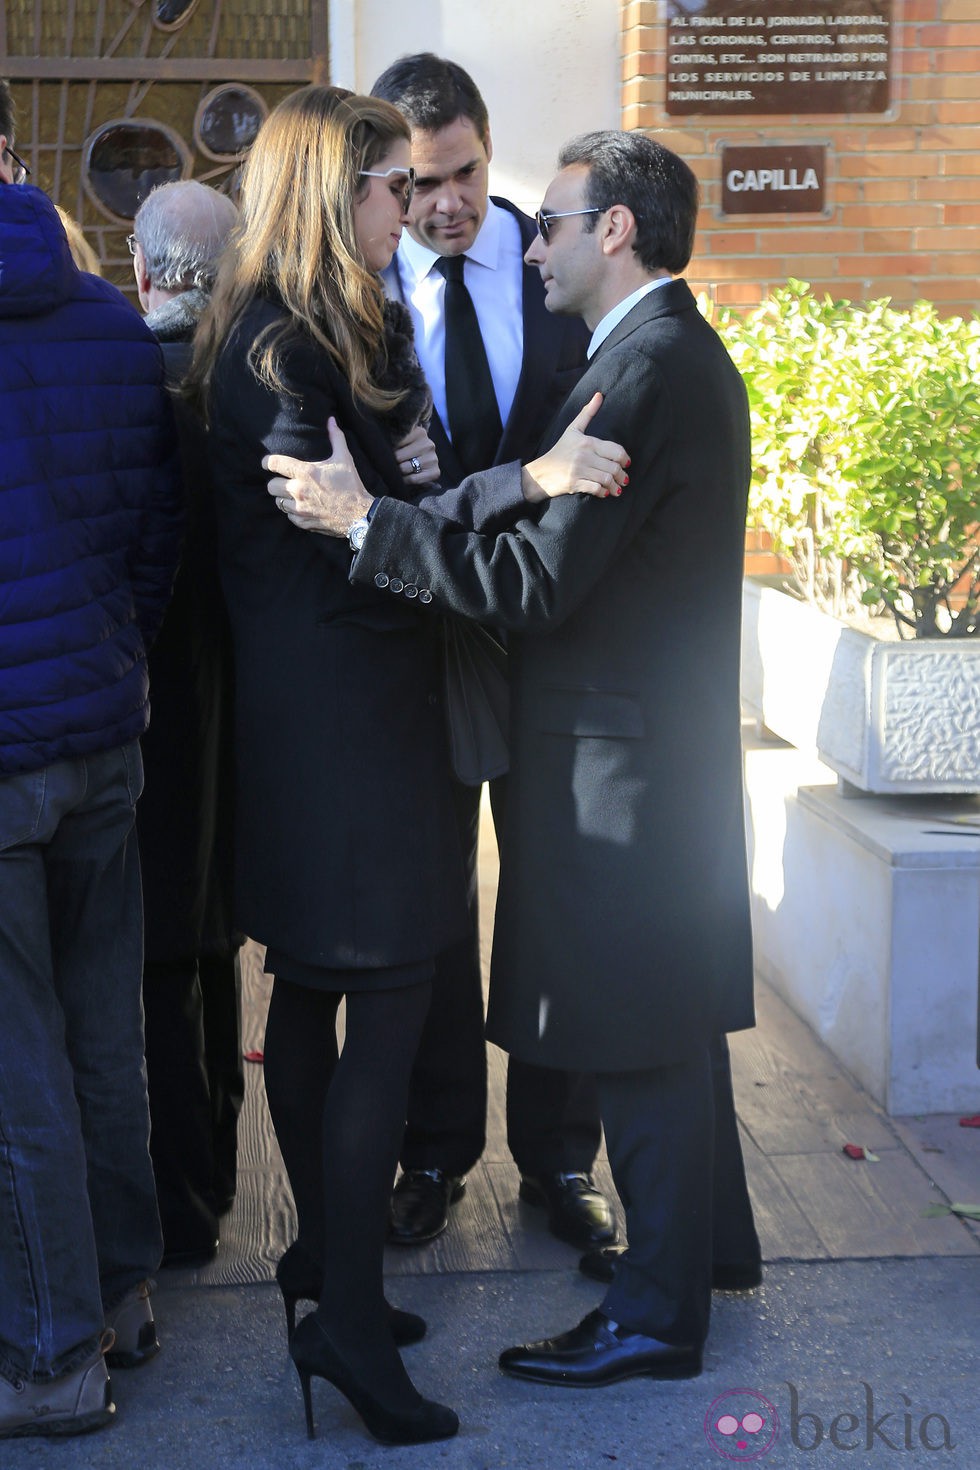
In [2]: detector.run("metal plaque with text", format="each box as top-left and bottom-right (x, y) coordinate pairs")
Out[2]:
(666, 0), (891, 117)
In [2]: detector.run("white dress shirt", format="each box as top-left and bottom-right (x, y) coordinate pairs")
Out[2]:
(393, 199), (525, 441)
(587, 277), (672, 358)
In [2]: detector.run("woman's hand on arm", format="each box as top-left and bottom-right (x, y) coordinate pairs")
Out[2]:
(395, 423), (441, 485)
(263, 418), (372, 537)
(521, 392), (630, 504)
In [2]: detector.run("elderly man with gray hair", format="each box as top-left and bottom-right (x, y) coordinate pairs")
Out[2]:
(129, 179), (245, 1269)
(131, 178), (237, 350)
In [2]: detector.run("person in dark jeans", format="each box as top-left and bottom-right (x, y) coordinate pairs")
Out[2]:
(0, 80), (181, 1438)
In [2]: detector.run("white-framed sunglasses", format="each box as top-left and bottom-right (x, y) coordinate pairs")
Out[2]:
(358, 165), (416, 212)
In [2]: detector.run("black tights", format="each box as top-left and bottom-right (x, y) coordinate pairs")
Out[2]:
(263, 976), (432, 1408)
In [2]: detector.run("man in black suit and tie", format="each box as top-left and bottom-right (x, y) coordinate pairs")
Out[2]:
(265, 128), (761, 1383)
(369, 54), (614, 1253)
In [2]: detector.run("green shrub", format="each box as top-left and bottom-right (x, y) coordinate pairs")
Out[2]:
(716, 280), (980, 637)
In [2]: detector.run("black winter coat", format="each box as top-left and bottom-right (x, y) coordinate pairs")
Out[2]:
(206, 296), (469, 970)
(350, 281), (755, 1069)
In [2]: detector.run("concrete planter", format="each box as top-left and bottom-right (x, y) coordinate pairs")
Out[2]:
(741, 577), (980, 795)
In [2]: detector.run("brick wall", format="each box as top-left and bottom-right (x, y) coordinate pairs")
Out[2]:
(622, 0), (980, 314)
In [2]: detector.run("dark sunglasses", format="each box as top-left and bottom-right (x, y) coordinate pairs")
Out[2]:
(534, 206), (602, 243)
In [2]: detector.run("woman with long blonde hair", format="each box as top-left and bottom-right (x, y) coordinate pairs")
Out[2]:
(188, 86), (464, 1446)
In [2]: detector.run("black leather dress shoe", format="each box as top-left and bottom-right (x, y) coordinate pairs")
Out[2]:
(518, 1172), (617, 1249)
(388, 1169), (466, 1245)
(579, 1244), (763, 1291)
(499, 1308), (702, 1386)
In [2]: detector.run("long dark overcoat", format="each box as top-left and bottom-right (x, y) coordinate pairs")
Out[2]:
(350, 280), (755, 1069)
(207, 297), (468, 971)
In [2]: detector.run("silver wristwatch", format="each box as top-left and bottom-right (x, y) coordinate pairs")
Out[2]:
(347, 515), (371, 552)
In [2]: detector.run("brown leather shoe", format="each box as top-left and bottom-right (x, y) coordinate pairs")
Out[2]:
(519, 1172), (617, 1249)
(0, 1332), (115, 1439)
(388, 1169), (466, 1245)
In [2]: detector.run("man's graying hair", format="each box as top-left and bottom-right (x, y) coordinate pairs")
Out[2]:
(0, 79), (16, 143)
(133, 179), (238, 292)
(558, 132), (699, 276)
(371, 53), (490, 146)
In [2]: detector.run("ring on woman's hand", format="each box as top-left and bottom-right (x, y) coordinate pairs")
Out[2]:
(277, 497), (287, 511)
(410, 456), (422, 475)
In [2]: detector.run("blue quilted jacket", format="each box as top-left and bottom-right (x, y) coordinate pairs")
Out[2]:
(0, 185), (182, 774)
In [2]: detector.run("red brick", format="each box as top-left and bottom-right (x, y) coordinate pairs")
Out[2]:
(939, 151), (980, 175)
(858, 179), (918, 202)
(839, 152), (941, 177)
(863, 229), (918, 251)
(935, 47), (980, 70)
(835, 253), (924, 276)
(936, 100), (980, 123)
(918, 22), (980, 44)
(755, 229), (863, 254)
(914, 226), (980, 249)
(838, 204), (939, 227)
(918, 175), (980, 199)
(945, 203), (980, 223)
(919, 125), (980, 149)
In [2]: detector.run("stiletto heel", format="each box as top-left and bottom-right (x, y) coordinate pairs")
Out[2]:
(288, 1314), (458, 1446)
(297, 1366), (315, 1440)
(275, 1243), (426, 1346)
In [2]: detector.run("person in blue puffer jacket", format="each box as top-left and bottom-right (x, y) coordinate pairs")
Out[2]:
(0, 80), (183, 1441)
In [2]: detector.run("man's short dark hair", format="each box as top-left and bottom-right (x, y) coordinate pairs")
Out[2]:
(0, 80), (16, 143)
(557, 131), (700, 276)
(370, 53), (490, 146)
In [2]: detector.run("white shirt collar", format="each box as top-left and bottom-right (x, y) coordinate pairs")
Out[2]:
(587, 276), (672, 358)
(397, 196), (505, 289)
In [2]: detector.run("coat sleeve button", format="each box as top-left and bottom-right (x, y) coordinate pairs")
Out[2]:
(404, 584), (419, 599)
(374, 572), (390, 589)
(390, 578), (404, 594)
(418, 588), (433, 604)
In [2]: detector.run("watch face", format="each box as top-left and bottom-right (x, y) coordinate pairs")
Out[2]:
(349, 518), (369, 550)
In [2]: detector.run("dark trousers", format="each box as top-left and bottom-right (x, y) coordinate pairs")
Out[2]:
(143, 949), (243, 1255)
(597, 1033), (760, 1347)
(400, 777), (601, 1178)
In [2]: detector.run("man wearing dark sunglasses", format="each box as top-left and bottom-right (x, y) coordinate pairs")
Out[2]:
(369, 53), (614, 1264)
(0, 76), (182, 1439)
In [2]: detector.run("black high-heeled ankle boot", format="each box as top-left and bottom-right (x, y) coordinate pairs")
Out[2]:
(289, 1313), (459, 1445)
(275, 1243), (426, 1346)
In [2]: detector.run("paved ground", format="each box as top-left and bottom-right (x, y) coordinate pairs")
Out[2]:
(3, 1255), (978, 1469)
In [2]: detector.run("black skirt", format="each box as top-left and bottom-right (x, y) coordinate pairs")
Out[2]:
(264, 946), (434, 993)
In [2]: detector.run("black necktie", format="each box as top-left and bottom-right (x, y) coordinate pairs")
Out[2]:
(435, 254), (503, 475)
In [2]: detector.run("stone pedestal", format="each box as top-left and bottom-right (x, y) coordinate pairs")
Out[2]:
(744, 729), (980, 1115)
(741, 577), (980, 795)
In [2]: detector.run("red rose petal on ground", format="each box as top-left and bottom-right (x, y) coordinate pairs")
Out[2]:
(842, 1143), (866, 1158)
(243, 1049), (265, 1064)
(959, 1114), (980, 1128)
